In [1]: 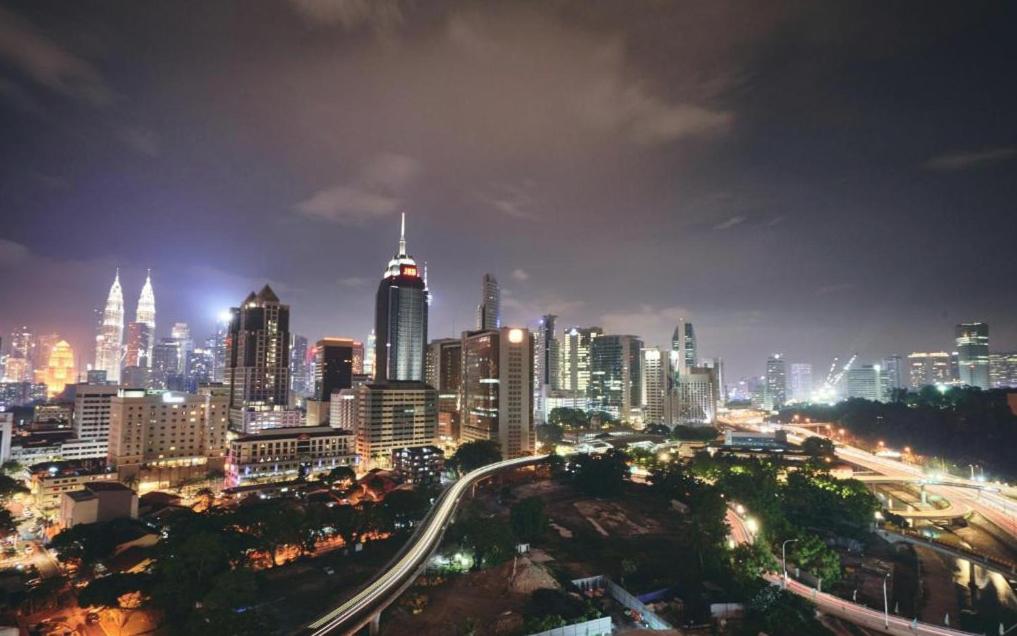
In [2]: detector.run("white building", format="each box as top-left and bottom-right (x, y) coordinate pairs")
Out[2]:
(640, 347), (671, 426)
(789, 363), (812, 403)
(226, 426), (355, 487)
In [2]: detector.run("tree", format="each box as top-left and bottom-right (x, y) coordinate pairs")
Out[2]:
(791, 534), (841, 583)
(0, 474), (28, 503)
(194, 487), (215, 512)
(548, 407), (589, 429)
(536, 423), (564, 444)
(571, 450), (629, 497)
(510, 497), (548, 542)
(448, 440), (502, 475)
(78, 572), (148, 629)
(801, 436), (835, 458)
(644, 423), (671, 436)
(670, 425), (719, 442)
(743, 585), (827, 636)
(325, 465), (357, 489)
(50, 522), (119, 570)
(382, 489), (432, 531)
(731, 542), (777, 585)
(0, 509), (17, 540)
(448, 505), (516, 568)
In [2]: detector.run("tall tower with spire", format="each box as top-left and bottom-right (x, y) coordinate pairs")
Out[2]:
(135, 270), (156, 365)
(374, 213), (428, 382)
(94, 269), (125, 383)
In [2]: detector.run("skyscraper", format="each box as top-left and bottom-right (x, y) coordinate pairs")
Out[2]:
(956, 322), (990, 389)
(374, 213), (428, 383)
(364, 329), (377, 380)
(123, 322), (153, 369)
(136, 270), (156, 364)
(460, 327), (534, 457)
(36, 340), (76, 398)
(764, 354), (787, 410)
(880, 355), (904, 397)
(789, 363), (812, 403)
(313, 337), (363, 401)
(589, 334), (643, 422)
(3, 326), (34, 382)
(426, 338), (463, 440)
(170, 322), (193, 375)
(989, 352), (1017, 388)
(209, 316), (229, 383)
(558, 327), (601, 395)
(906, 352), (953, 388)
(640, 347), (671, 426)
(476, 273), (500, 330)
(289, 334), (310, 397)
(225, 285), (291, 426)
(94, 270), (125, 383)
(671, 320), (697, 372)
(846, 365), (884, 401)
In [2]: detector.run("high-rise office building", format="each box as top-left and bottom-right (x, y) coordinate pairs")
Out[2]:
(461, 327), (534, 457)
(426, 338), (462, 439)
(36, 340), (76, 398)
(225, 285), (291, 427)
(789, 363), (812, 403)
(33, 334), (60, 373)
(476, 273), (500, 330)
(589, 334), (643, 422)
(989, 352), (1017, 388)
(533, 314), (559, 423)
(94, 270), (125, 383)
(764, 354), (787, 410)
(956, 322), (990, 389)
(136, 270), (156, 364)
(880, 355), (904, 396)
(374, 214), (428, 383)
(313, 338), (363, 401)
(170, 322), (192, 376)
(208, 317), (229, 383)
(354, 381), (437, 469)
(186, 347), (214, 390)
(671, 320), (697, 371)
(289, 334), (310, 397)
(123, 322), (153, 369)
(907, 352), (954, 389)
(73, 383), (118, 454)
(150, 338), (182, 389)
(4, 326), (34, 382)
(674, 366), (717, 425)
(364, 329), (377, 380)
(108, 387), (230, 486)
(640, 347), (671, 426)
(846, 365), (884, 401)
(558, 327), (601, 395)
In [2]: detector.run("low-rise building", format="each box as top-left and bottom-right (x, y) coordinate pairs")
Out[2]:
(59, 481), (138, 528)
(392, 445), (444, 485)
(29, 461), (119, 509)
(225, 426), (355, 488)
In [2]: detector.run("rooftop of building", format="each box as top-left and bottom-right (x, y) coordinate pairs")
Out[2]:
(229, 425), (353, 442)
(84, 481), (135, 493)
(29, 458), (112, 478)
(64, 490), (96, 502)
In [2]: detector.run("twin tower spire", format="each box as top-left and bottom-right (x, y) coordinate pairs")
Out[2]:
(94, 269), (156, 383)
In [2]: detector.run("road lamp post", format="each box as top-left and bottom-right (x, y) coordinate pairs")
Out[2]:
(883, 572), (891, 629)
(781, 539), (799, 589)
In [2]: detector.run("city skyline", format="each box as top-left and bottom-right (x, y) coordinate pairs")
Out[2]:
(1, 2), (1016, 380)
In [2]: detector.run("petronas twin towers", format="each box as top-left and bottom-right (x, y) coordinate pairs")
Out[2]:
(94, 269), (156, 383)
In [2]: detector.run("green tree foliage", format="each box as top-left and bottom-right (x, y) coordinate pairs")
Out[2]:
(801, 436), (835, 457)
(644, 423), (671, 436)
(324, 465), (357, 489)
(548, 407), (589, 429)
(783, 388), (1017, 478)
(0, 509), (17, 540)
(510, 497), (548, 542)
(571, 450), (629, 497)
(0, 473), (28, 503)
(523, 588), (600, 633)
(78, 572), (149, 609)
(741, 585), (828, 636)
(448, 440), (503, 475)
(447, 504), (516, 568)
(536, 423), (564, 444)
(791, 534), (841, 583)
(381, 489), (432, 531)
(731, 542), (778, 585)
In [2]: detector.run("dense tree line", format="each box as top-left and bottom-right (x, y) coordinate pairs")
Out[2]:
(782, 387), (1017, 477)
(51, 488), (436, 633)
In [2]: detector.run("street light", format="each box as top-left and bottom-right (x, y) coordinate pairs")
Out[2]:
(781, 539), (799, 589)
(883, 572), (892, 629)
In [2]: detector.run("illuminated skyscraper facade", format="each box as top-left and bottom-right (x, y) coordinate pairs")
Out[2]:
(558, 326), (601, 395)
(640, 347), (671, 426)
(37, 340), (76, 398)
(956, 322), (990, 389)
(374, 214), (428, 383)
(136, 270), (155, 364)
(764, 354), (787, 410)
(476, 273), (500, 330)
(225, 285), (291, 425)
(589, 334), (643, 422)
(94, 270), (125, 383)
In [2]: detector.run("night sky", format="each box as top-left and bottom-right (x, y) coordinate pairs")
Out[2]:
(1, 1), (1015, 380)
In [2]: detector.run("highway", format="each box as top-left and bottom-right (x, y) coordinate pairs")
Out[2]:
(726, 509), (977, 636)
(305, 454), (548, 636)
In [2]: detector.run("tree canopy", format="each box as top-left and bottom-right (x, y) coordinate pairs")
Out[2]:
(448, 440), (503, 474)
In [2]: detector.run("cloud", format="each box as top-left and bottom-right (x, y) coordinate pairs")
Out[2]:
(116, 126), (162, 157)
(712, 215), (747, 230)
(0, 6), (112, 106)
(0, 238), (31, 267)
(923, 147), (1017, 172)
(815, 282), (856, 296)
(295, 153), (420, 225)
(338, 276), (368, 287)
(600, 305), (693, 346)
(479, 182), (541, 220)
(511, 268), (529, 281)
(288, 0), (404, 32)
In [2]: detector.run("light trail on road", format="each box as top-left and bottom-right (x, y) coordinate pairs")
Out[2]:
(306, 454), (547, 636)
